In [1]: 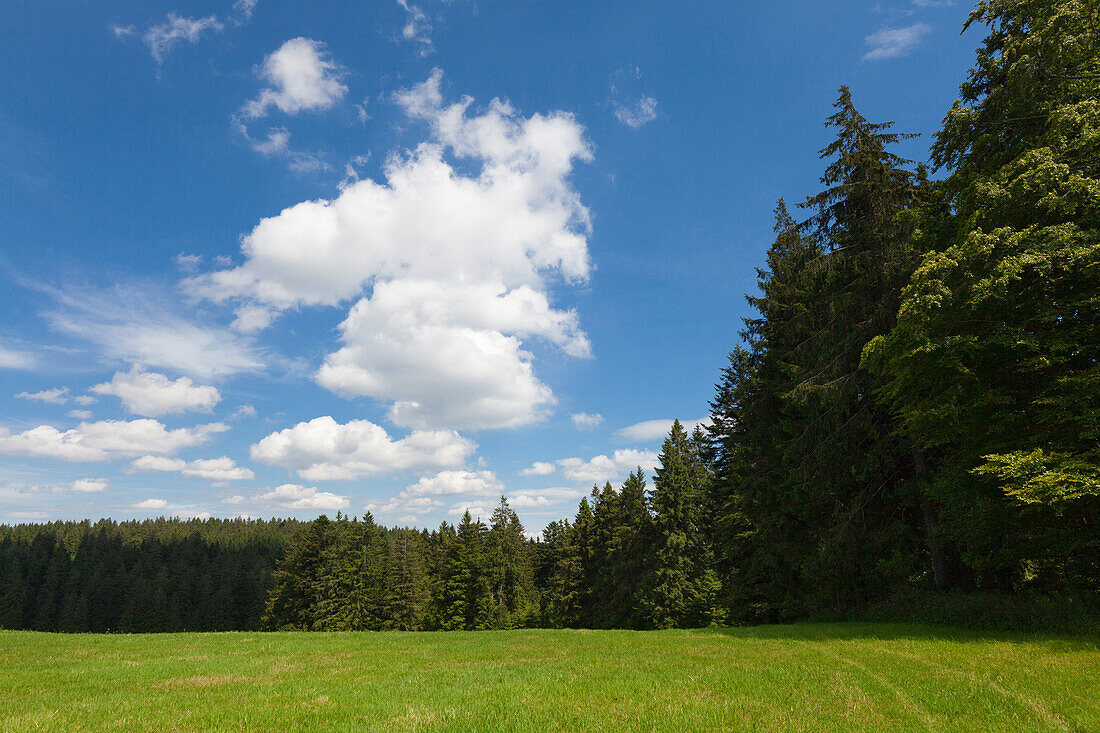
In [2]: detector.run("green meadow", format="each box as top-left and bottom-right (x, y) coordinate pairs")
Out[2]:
(1, 623), (1097, 732)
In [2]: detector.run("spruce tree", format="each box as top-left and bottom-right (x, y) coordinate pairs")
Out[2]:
(644, 420), (720, 628)
(385, 528), (429, 630)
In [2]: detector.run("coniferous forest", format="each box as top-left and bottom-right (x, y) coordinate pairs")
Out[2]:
(2, 0), (1097, 633)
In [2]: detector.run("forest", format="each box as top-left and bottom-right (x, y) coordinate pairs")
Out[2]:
(1, 0), (1097, 633)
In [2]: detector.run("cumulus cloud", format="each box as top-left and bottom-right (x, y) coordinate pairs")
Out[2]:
(15, 387), (69, 405)
(507, 486), (587, 509)
(316, 280), (588, 429)
(257, 483), (349, 510)
(250, 416), (474, 480)
(613, 417), (710, 443)
(190, 69), (594, 430)
(365, 494), (440, 519)
(231, 404), (257, 420)
(448, 500), (492, 519)
(67, 409), (93, 420)
(43, 283), (264, 380)
(365, 469), (502, 520)
(615, 96), (658, 128)
(133, 498), (168, 510)
(70, 478), (108, 493)
(0, 419), (228, 462)
(571, 412), (603, 430)
(128, 455), (254, 482)
(143, 14), (223, 64)
(242, 38), (347, 119)
(518, 461), (555, 477)
(403, 469), (504, 497)
(90, 366), (221, 417)
(557, 448), (658, 485)
(862, 23), (931, 61)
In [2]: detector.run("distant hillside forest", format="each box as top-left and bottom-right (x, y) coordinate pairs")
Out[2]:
(2, 0), (1097, 633)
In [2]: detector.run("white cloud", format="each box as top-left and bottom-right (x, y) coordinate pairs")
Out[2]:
(240, 127), (329, 174)
(175, 253), (203, 272)
(232, 0), (259, 24)
(44, 283), (264, 380)
(614, 96), (658, 128)
(0, 419), (228, 462)
(70, 478), (108, 493)
(15, 387), (69, 405)
(243, 38), (347, 119)
(250, 416), (474, 480)
(557, 448), (658, 485)
(67, 409), (93, 420)
(0, 477), (109, 495)
(223, 494), (247, 505)
(364, 469), (502, 520)
(403, 469), (504, 497)
(190, 69), (594, 430)
(0, 343), (35, 370)
(110, 24), (136, 39)
(91, 366), (220, 417)
(571, 412), (603, 430)
(518, 461), (555, 477)
(132, 498), (168, 510)
(73, 395), (97, 406)
(128, 455), (254, 482)
(448, 500), (492, 519)
(231, 404), (257, 420)
(365, 494), (440, 517)
(862, 23), (931, 61)
(507, 486), (587, 509)
(257, 483), (349, 510)
(613, 417), (710, 443)
(143, 14), (223, 64)
(397, 0), (433, 56)
(316, 280), (588, 429)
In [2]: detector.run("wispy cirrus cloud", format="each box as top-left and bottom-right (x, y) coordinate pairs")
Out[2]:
(862, 23), (931, 61)
(143, 14), (223, 64)
(37, 281), (264, 380)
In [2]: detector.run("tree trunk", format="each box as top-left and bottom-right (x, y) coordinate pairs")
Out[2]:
(913, 440), (948, 591)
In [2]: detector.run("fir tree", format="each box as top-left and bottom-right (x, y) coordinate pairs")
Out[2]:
(644, 420), (720, 628)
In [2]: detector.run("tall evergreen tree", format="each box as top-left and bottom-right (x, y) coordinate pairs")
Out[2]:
(864, 0), (1100, 595)
(644, 420), (720, 628)
(485, 497), (537, 628)
(385, 528), (429, 630)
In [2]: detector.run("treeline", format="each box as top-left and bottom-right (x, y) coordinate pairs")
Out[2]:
(0, 519), (298, 631)
(0, 0), (1096, 634)
(705, 0), (1099, 622)
(263, 424), (714, 631)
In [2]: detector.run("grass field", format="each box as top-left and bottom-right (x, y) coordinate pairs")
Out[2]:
(1, 623), (1097, 732)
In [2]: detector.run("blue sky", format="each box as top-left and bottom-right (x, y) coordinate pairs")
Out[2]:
(0, 0), (974, 532)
